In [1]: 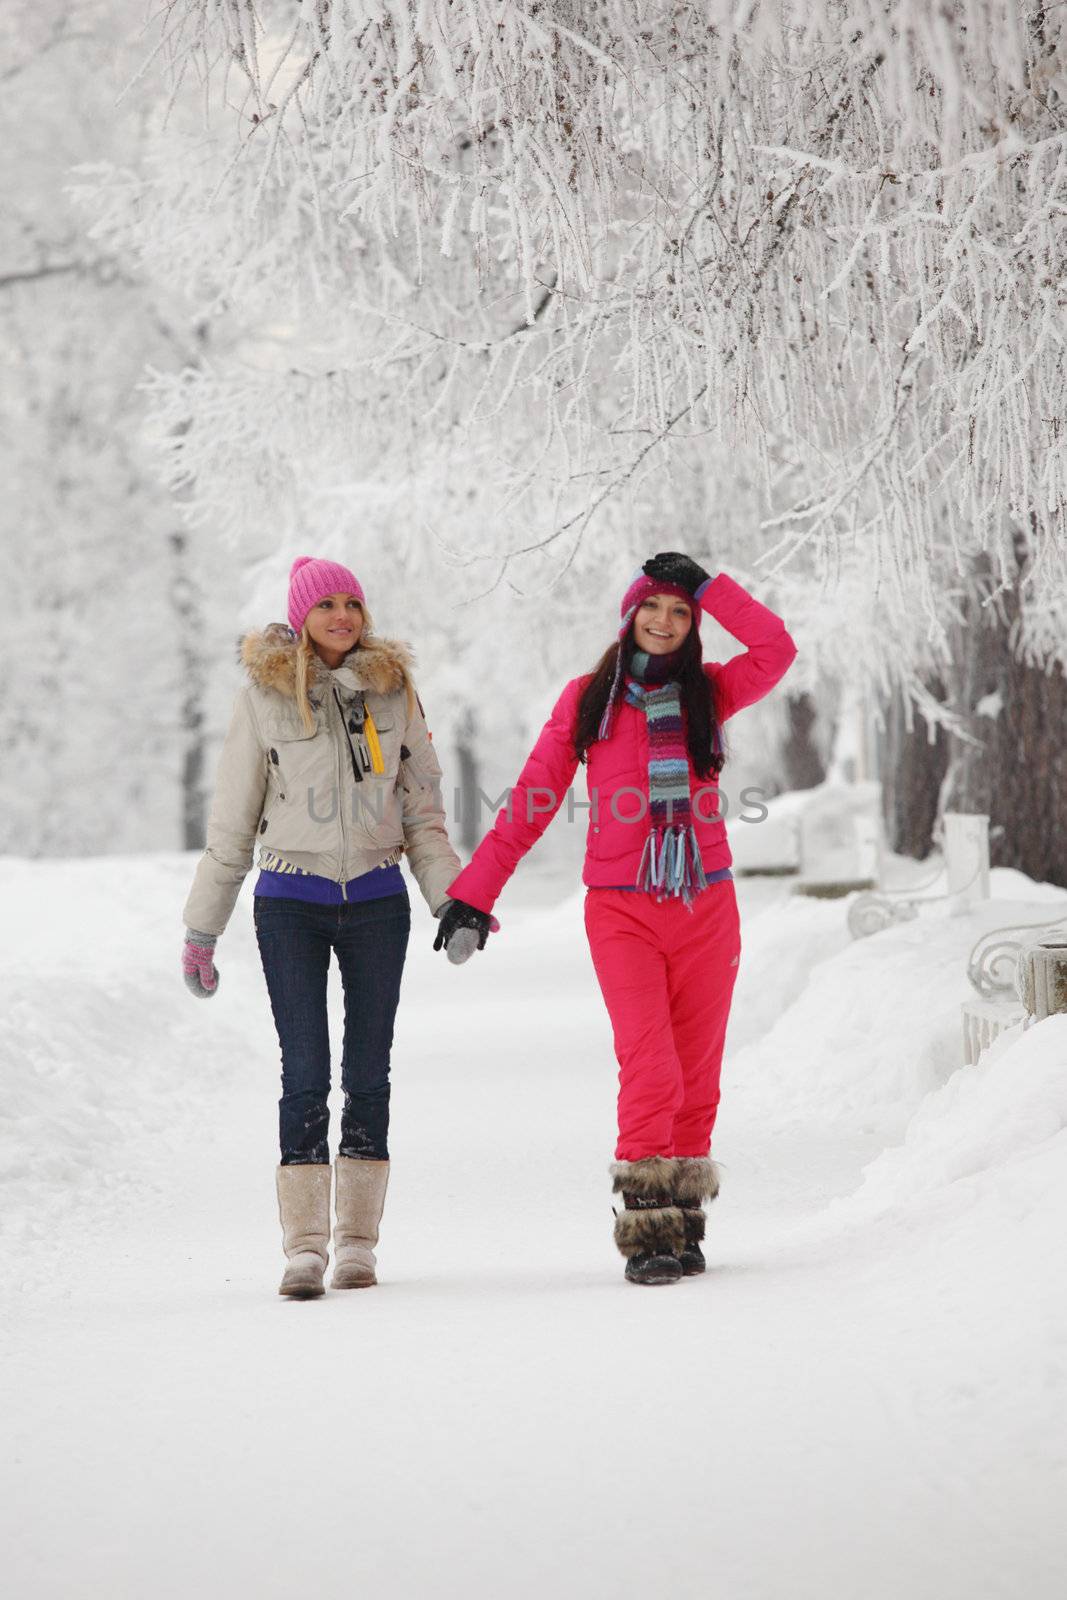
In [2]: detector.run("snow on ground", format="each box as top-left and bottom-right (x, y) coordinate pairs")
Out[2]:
(2, 854), (1067, 1599)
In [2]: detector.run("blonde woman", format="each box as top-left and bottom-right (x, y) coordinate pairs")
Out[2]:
(182, 557), (464, 1298)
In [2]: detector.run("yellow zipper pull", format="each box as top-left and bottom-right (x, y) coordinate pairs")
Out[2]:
(363, 710), (385, 774)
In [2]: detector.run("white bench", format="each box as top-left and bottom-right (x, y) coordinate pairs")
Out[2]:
(962, 920), (1067, 1064)
(843, 811), (1065, 1063)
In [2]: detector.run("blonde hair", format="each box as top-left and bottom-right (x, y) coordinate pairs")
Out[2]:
(294, 602), (383, 733)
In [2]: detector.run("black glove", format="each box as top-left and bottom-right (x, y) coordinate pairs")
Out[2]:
(433, 898), (494, 955)
(641, 551), (711, 596)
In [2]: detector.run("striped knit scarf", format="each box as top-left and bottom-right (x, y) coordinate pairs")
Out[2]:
(624, 649), (722, 908)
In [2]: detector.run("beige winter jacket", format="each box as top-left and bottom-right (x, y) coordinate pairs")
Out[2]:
(183, 626), (461, 936)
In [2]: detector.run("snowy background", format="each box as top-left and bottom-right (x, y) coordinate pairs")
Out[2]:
(3, 3), (1067, 1596)
(5, 852), (1067, 1597)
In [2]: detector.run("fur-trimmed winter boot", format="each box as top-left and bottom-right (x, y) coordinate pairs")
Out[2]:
(331, 1156), (390, 1289)
(672, 1157), (721, 1276)
(610, 1157), (685, 1285)
(276, 1162), (332, 1299)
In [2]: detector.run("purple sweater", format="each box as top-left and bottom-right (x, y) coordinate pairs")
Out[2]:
(254, 860), (405, 906)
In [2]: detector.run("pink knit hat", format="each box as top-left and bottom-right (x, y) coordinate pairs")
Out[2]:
(287, 556), (366, 636)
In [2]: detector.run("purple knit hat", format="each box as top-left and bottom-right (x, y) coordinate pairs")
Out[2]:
(597, 570), (702, 739)
(287, 556), (366, 636)
(618, 571), (703, 626)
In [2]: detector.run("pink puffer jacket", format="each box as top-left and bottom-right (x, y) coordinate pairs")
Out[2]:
(447, 573), (798, 914)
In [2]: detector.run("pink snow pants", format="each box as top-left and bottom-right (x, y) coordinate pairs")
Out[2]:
(584, 879), (742, 1162)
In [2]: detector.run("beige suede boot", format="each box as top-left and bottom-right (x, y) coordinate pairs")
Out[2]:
(331, 1157), (390, 1289)
(276, 1162), (331, 1299)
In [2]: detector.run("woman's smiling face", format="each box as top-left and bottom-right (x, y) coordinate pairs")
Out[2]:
(305, 593), (364, 664)
(632, 592), (693, 654)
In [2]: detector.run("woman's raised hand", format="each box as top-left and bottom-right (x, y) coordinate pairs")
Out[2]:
(641, 552), (711, 595)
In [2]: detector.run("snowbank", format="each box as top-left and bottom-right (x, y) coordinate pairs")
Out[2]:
(729, 893), (1067, 1143)
(0, 854), (271, 1241)
(849, 1013), (1067, 1212)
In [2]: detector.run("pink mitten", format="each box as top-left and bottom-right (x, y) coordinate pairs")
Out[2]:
(183, 931), (219, 998)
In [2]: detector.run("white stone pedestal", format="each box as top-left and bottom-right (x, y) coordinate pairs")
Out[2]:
(944, 812), (990, 914)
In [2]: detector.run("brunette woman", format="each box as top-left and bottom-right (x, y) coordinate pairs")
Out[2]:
(434, 553), (797, 1284)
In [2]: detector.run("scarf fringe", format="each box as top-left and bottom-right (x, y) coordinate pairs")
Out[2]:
(636, 822), (708, 910)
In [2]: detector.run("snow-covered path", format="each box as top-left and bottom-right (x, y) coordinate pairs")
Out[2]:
(4, 857), (1066, 1599)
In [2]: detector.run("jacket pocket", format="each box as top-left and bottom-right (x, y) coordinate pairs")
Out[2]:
(691, 781), (727, 845)
(260, 729), (336, 851)
(589, 775), (648, 861)
(349, 775), (405, 849)
(264, 729), (323, 798)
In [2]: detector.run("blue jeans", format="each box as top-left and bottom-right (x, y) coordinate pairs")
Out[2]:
(253, 892), (411, 1164)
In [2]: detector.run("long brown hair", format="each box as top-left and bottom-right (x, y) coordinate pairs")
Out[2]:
(574, 627), (727, 780)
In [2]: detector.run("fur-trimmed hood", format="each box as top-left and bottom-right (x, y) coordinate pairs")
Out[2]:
(239, 623), (414, 701)
(183, 623), (460, 938)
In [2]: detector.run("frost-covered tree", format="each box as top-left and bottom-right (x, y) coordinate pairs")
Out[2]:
(76, 1), (1067, 874)
(96, 3), (1064, 620)
(0, 0), (241, 857)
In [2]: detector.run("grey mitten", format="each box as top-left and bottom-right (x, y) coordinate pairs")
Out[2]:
(433, 899), (499, 965)
(183, 929), (220, 998)
(445, 926), (483, 967)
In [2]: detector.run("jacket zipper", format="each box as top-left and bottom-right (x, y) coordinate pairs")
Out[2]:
(337, 689), (365, 788)
(331, 687), (351, 902)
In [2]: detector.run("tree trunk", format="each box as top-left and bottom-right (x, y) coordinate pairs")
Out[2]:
(169, 529), (207, 850)
(454, 706), (481, 854)
(879, 680), (950, 860)
(780, 691), (827, 791)
(982, 650), (1067, 885)
(886, 542), (1067, 887)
